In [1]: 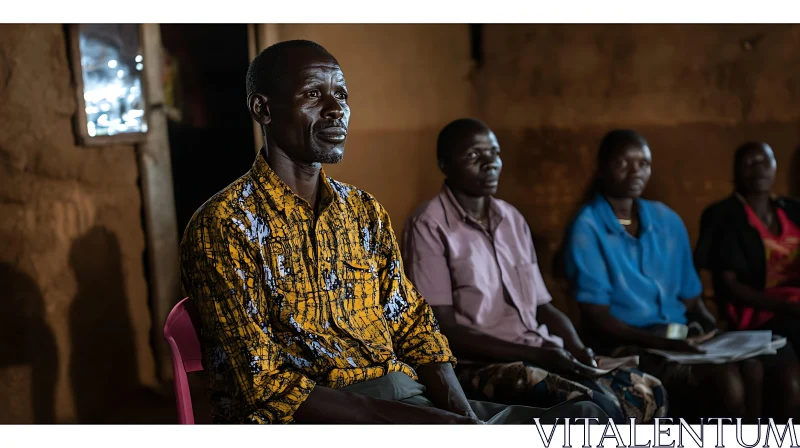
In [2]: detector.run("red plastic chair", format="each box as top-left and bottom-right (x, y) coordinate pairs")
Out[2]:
(163, 297), (203, 424)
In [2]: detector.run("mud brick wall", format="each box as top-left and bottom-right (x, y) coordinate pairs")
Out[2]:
(0, 24), (157, 423)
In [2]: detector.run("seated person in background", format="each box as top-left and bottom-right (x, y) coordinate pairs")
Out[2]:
(402, 118), (665, 423)
(694, 141), (800, 419)
(562, 129), (775, 421)
(180, 41), (606, 424)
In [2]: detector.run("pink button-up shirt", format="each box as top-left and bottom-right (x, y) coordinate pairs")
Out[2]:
(402, 185), (563, 348)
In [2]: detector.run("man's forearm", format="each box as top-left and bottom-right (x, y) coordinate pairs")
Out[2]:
(683, 297), (717, 332)
(429, 306), (568, 368)
(415, 362), (477, 420)
(589, 311), (675, 350)
(442, 322), (560, 365)
(438, 321), (588, 377)
(537, 303), (585, 352)
(293, 384), (475, 424)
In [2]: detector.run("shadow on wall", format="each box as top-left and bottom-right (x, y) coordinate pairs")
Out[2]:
(0, 263), (58, 423)
(68, 226), (143, 423)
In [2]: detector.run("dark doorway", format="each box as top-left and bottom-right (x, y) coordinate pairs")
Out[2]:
(161, 24), (255, 239)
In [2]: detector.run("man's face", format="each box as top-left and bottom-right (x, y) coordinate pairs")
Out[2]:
(600, 143), (652, 199)
(267, 49), (350, 164)
(442, 128), (503, 197)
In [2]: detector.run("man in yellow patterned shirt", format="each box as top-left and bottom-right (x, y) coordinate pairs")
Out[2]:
(180, 40), (607, 424)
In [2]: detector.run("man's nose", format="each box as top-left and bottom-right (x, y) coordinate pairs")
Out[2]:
(322, 95), (345, 120)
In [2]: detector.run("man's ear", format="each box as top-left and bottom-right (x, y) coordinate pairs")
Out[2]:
(248, 92), (271, 126)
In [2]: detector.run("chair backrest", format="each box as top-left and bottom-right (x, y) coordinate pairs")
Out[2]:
(163, 297), (203, 424)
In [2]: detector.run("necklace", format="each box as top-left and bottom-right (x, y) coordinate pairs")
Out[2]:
(618, 218), (632, 226)
(473, 213), (491, 231)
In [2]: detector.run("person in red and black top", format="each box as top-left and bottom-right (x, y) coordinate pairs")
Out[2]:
(695, 141), (800, 420)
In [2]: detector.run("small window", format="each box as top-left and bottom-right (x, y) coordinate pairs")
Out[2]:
(68, 24), (148, 146)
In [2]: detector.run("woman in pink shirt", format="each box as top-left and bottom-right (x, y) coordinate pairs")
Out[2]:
(695, 141), (800, 419)
(402, 118), (666, 423)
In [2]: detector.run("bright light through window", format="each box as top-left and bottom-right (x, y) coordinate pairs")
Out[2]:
(77, 24), (147, 138)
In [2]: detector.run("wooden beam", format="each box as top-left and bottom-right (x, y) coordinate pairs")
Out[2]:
(138, 23), (181, 382)
(256, 24), (281, 53)
(247, 24), (263, 155)
(248, 24), (282, 154)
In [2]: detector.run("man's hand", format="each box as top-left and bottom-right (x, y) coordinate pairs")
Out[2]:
(538, 346), (574, 371)
(685, 297), (717, 333)
(693, 312), (717, 334)
(556, 337), (598, 369)
(449, 405), (482, 424)
(423, 407), (484, 424)
(389, 405), (484, 424)
(572, 347), (598, 368)
(294, 384), (486, 424)
(415, 362), (484, 423)
(537, 347), (600, 377)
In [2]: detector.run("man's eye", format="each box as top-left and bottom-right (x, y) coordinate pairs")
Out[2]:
(306, 90), (320, 98)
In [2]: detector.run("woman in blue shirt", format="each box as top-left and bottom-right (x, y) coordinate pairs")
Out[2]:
(563, 130), (765, 421)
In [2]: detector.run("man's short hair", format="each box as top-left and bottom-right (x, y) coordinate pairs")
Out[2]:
(436, 118), (491, 164)
(245, 39), (335, 100)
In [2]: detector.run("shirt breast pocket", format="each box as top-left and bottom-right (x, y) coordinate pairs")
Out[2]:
(448, 256), (486, 322)
(514, 263), (548, 330)
(340, 305), (393, 352)
(340, 257), (380, 312)
(515, 263), (545, 306)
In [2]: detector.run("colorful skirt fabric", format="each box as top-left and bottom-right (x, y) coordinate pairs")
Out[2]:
(456, 361), (668, 423)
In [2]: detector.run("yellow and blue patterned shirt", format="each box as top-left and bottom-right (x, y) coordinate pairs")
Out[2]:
(180, 151), (455, 424)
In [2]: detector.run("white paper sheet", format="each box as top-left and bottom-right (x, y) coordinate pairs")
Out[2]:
(645, 331), (782, 364)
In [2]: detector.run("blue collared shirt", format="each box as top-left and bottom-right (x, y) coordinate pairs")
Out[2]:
(563, 194), (703, 328)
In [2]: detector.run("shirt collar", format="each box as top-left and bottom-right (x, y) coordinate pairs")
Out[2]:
(592, 193), (656, 235)
(439, 183), (504, 229)
(250, 148), (337, 215)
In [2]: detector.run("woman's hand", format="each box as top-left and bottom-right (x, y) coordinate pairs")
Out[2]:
(686, 329), (718, 345)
